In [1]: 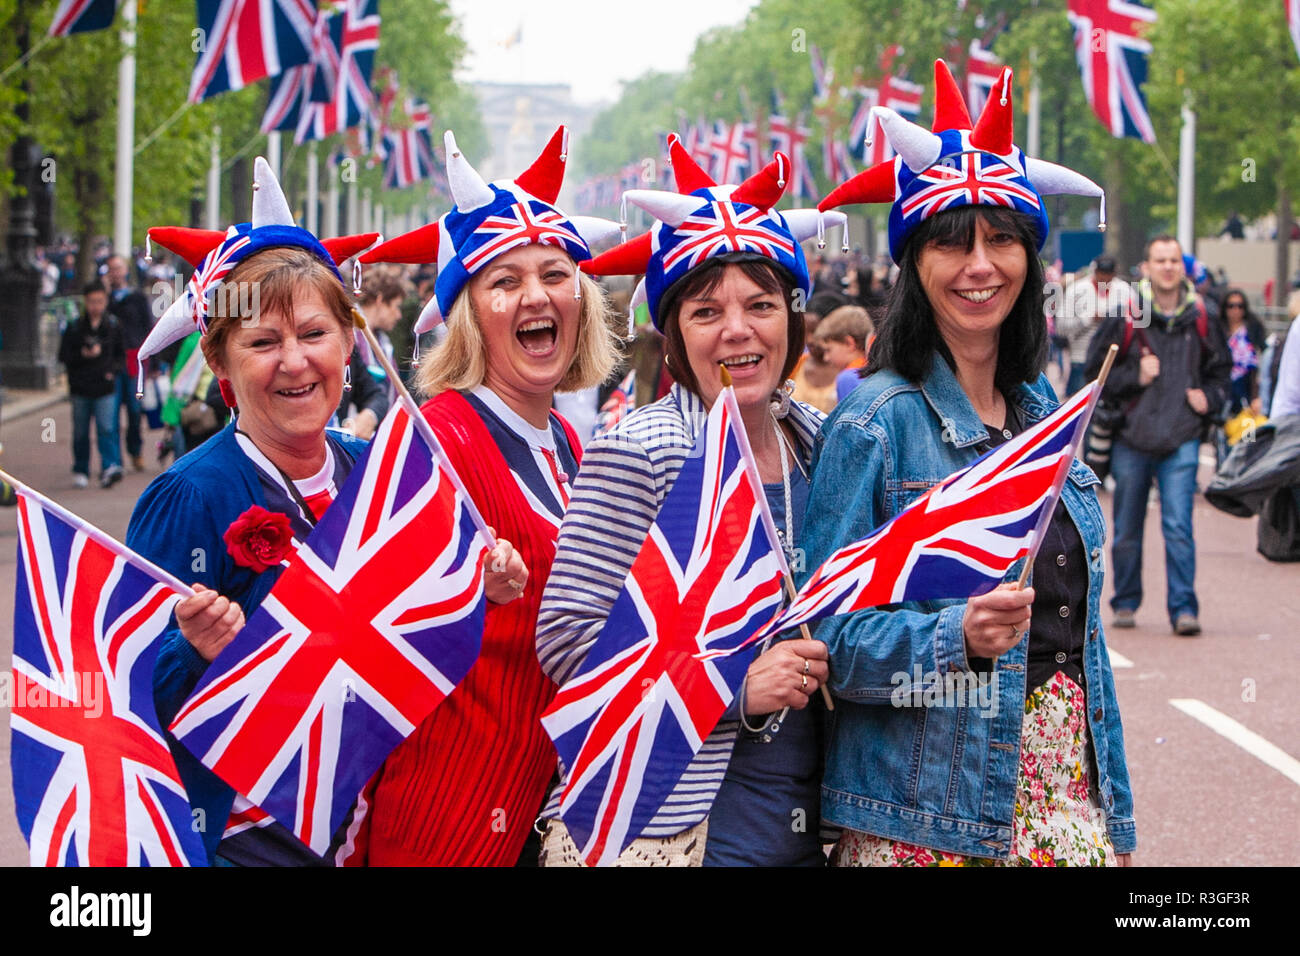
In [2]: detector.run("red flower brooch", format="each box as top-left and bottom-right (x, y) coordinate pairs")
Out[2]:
(223, 505), (293, 573)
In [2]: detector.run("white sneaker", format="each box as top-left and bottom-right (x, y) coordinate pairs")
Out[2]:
(73, 474), (89, 489)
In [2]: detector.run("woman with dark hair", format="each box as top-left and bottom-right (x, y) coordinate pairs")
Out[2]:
(807, 60), (1136, 867)
(1219, 289), (1266, 415)
(534, 138), (839, 866)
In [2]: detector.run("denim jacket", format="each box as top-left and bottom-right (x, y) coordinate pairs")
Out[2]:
(802, 354), (1137, 858)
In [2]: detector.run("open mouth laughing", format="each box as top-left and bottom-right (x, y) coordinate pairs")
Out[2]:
(516, 318), (558, 354)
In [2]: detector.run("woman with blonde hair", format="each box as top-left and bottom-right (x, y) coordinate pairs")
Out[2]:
(350, 127), (622, 866)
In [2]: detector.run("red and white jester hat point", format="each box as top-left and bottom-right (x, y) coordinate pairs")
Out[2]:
(360, 125), (620, 338)
(581, 133), (847, 333)
(819, 59), (1104, 264)
(138, 155), (379, 393)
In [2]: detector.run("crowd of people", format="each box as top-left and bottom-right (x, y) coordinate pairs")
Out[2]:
(29, 58), (1300, 869)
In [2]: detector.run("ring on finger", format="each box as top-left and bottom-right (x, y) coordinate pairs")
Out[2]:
(507, 579), (524, 591)
(801, 673), (808, 690)
(1009, 624), (1020, 640)
(803, 658), (811, 675)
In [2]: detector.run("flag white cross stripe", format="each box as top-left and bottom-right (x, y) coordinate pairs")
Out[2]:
(460, 202), (588, 274)
(758, 384), (1099, 641)
(661, 202), (795, 276)
(901, 153), (1041, 222)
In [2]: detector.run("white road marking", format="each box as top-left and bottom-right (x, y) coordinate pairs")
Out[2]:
(1107, 647), (1134, 669)
(1169, 698), (1300, 786)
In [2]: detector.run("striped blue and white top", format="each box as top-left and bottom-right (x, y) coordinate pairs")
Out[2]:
(535, 383), (824, 837)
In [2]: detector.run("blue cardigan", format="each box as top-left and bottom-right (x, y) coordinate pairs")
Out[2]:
(125, 423), (368, 864)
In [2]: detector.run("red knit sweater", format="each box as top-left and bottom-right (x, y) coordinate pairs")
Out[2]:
(359, 390), (580, 865)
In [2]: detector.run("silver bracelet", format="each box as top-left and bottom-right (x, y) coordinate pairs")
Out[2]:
(737, 676), (770, 734)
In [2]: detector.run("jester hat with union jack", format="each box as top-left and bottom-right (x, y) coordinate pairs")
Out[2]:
(581, 134), (846, 332)
(138, 156), (379, 385)
(820, 60), (1104, 263)
(360, 125), (620, 335)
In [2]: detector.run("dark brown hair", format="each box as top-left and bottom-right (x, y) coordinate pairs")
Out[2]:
(358, 269), (406, 306)
(867, 205), (1046, 394)
(659, 254), (804, 396)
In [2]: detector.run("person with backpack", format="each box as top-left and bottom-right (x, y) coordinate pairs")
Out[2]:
(1084, 235), (1231, 636)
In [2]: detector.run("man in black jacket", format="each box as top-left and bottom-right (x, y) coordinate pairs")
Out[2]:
(106, 254), (153, 471)
(58, 280), (126, 488)
(1085, 236), (1232, 636)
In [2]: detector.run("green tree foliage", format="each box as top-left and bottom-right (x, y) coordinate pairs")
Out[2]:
(575, 0), (1300, 269)
(0, 0), (478, 278)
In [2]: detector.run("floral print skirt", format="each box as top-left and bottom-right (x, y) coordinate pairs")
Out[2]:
(831, 671), (1116, 867)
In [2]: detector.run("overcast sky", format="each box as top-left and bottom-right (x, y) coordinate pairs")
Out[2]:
(448, 0), (758, 105)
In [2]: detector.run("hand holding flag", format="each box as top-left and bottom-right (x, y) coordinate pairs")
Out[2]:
(754, 358), (1114, 644)
(540, 378), (790, 866)
(169, 397), (492, 857)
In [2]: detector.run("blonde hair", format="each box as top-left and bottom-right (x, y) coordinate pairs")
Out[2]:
(814, 304), (873, 350)
(415, 271), (619, 397)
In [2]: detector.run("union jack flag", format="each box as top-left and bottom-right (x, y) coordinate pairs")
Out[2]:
(852, 75), (925, 167)
(47, 0), (119, 36)
(964, 37), (1003, 118)
(688, 118), (714, 171)
(460, 201), (589, 274)
(899, 151), (1042, 223)
(709, 121), (751, 185)
(540, 386), (789, 866)
(757, 383), (1101, 641)
(10, 490), (205, 866)
(594, 368), (636, 438)
(262, 0), (380, 143)
(661, 202), (796, 275)
(170, 402), (490, 856)
(188, 0), (316, 103)
(1067, 0), (1157, 143)
(809, 44), (833, 101)
(823, 132), (854, 184)
(767, 100), (815, 198)
(383, 98), (434, 189)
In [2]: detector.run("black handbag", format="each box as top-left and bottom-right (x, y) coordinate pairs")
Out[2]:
(1257, 487), (1300, 562)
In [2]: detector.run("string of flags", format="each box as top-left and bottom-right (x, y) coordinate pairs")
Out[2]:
(47, 0), (442, 195)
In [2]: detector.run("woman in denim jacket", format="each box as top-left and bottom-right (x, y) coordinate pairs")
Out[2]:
(806, 60), (1136, 865)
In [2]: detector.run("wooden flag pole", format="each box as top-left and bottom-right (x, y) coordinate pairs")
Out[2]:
(0, 465), (195, 597)
(1014, 344), (1119, 591)
(349, 306), (497, 551)
(718, 363), (833, 712)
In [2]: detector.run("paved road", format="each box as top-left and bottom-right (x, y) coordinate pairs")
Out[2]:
(0, 401), (1295, 866)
